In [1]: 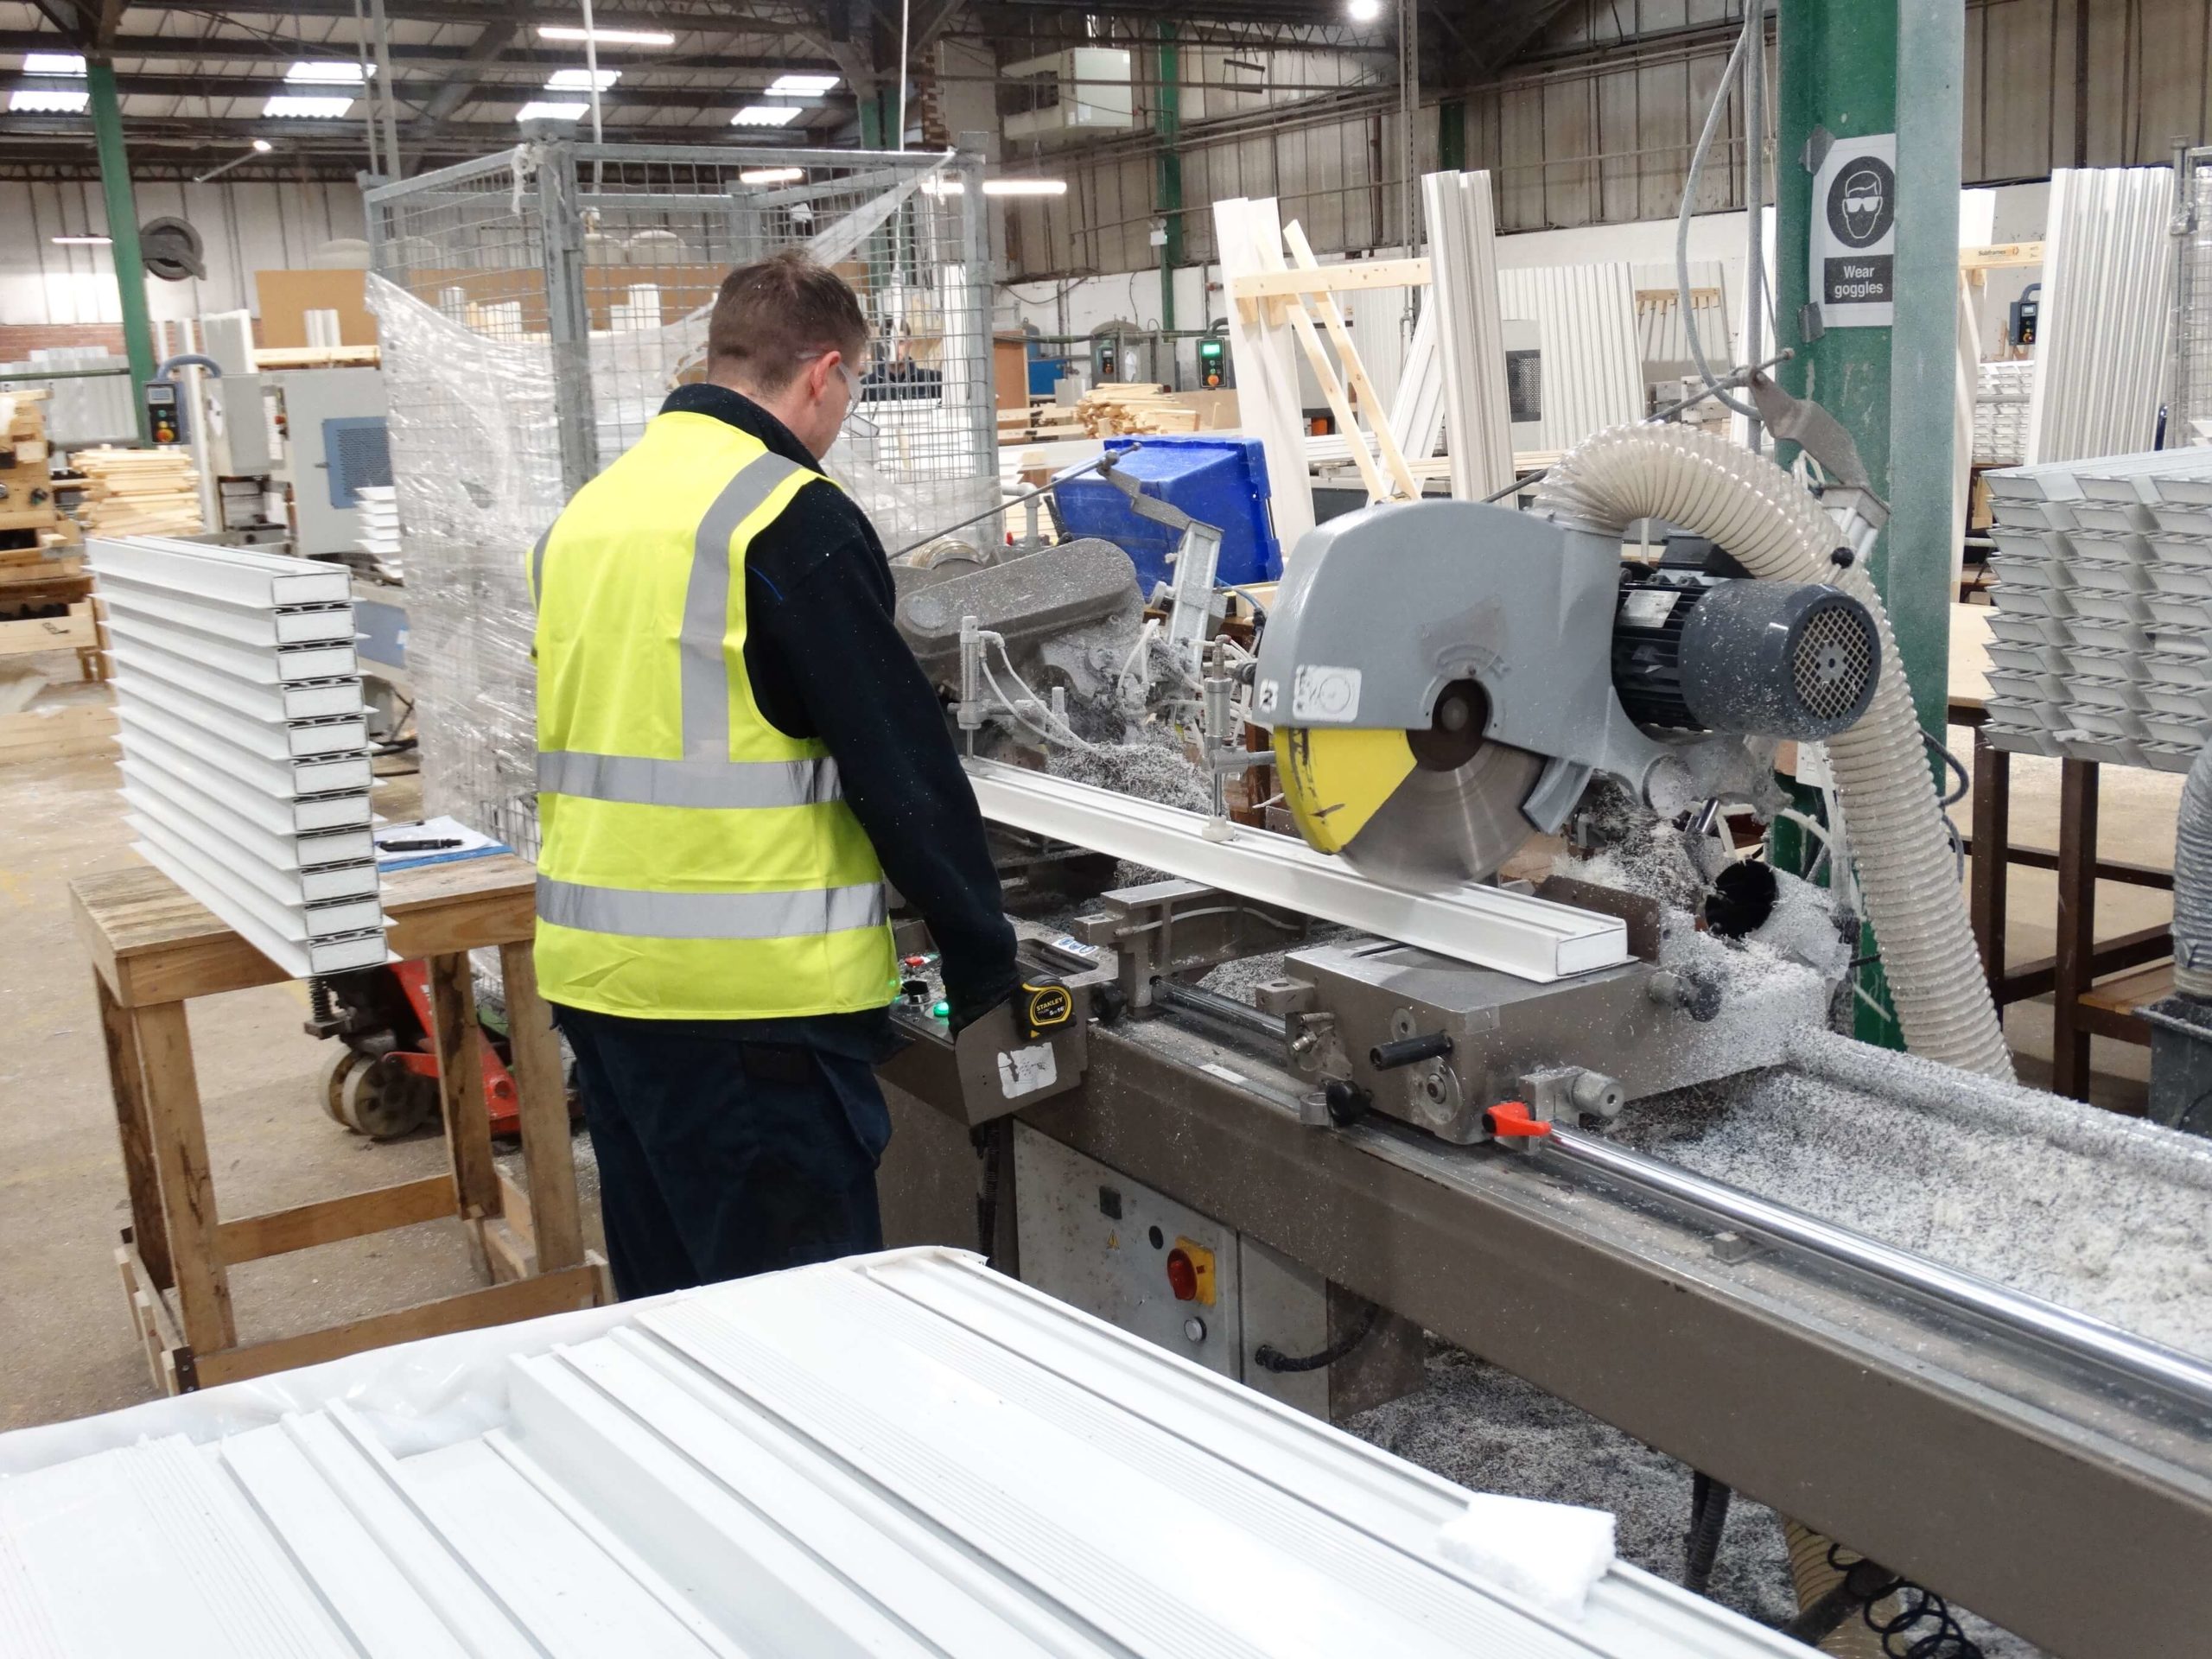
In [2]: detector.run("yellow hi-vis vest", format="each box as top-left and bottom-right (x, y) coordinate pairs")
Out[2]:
(526, 410), (899, 1020)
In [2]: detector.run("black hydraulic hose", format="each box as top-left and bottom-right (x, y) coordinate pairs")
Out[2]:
(1682, 1471), (1732, 1596)
(971, 1122), (1007, 1268)
(1252, 1301), (1381, 1375)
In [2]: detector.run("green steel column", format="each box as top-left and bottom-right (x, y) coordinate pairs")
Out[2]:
(1888, 0), (1965, 745)
(1776, 3), (1894, 501)
(1156, 23), (1182, 335)
(87, 60), (154, 442)
(1777, 0), (1961, 1049)
(1438, 97), (1466, 172)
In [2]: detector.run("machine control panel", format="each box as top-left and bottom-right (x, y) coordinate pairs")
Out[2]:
(887, 921), (1113, 1126)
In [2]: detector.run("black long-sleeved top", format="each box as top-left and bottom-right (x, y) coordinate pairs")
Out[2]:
(658, 382), (1017, 1056)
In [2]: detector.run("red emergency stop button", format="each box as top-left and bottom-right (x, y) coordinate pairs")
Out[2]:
(1166, 1248), (1198, 1301)
(1164, 1238), (1217, 1305)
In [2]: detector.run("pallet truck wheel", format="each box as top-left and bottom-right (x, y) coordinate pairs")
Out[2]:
(337, 1055), (438, 1141)
(320, 1047), (364, 1126)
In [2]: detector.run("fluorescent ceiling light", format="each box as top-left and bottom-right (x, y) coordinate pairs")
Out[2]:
(10, 88), (89, 113)
(516, 100), (589, 122)
(925, 177), (1068, 197)
(767, 73), (838, 96)
(51, 234), (111, 245)
(537, 24), (674, 46)
(740, 167), (804, 184)
(730, 104), (802, 127)
(285, 60), (372, 83)
(546, 67), (620, 91)
(23, 53), (86, 76)
(263, 94), (355, 118)
(1346, 0), (1383, 19)
(251, 137), (274, 151)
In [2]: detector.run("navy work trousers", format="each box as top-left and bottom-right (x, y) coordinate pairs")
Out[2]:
(552, 1003), (891, 1300)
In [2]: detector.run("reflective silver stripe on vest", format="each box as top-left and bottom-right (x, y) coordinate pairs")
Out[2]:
(537, 749), (841, 809)
(536, 875), (885, 939)
(530, 530), (550, 607)
(680, 452), (810, 760)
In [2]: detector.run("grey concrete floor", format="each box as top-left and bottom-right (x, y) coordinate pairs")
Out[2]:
(0, 690), (2185, 1440)
(0, 700), (598, 1433)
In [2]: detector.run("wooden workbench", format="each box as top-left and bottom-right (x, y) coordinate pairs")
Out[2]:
(72, 854), (607, 1392)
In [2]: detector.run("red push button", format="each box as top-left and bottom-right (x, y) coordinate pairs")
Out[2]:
(1166, 1248), (1198, 1301)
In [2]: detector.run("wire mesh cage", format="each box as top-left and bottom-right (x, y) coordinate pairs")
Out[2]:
(363, 140), (995, 855)
(2177, 148), (2212, 448)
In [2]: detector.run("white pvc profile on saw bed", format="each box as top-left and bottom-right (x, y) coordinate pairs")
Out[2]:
(0, 1250), (1797, 1659)
(966, 758), (1628, 981)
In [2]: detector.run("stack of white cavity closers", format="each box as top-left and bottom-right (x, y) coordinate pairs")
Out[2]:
(90, 535), (388, 976)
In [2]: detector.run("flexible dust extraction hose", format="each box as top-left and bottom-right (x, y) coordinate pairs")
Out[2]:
(2175, 736), (2212, 1001)
(1783, 1522), (1891, 1659)
(1534, 423), (2014, 1081)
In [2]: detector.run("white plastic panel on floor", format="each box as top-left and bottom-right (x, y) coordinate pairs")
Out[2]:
(0, 1249), (1798, 1658)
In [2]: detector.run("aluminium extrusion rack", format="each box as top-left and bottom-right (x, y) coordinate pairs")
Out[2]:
(87, 535), (390, 978)
(0, 1249), (1799, 1658)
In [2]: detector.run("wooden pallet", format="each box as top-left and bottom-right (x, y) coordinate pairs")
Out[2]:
(0, 601), (96, 659)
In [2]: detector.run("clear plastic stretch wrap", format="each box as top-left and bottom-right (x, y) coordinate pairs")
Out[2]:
(365, 141), (1000, 855)
(366, 272), (556, 853)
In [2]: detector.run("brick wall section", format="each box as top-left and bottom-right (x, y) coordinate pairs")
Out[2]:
(0, 323), (126, 359)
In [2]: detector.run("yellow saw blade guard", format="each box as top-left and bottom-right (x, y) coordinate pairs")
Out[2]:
(1273, 724), (1420, 855)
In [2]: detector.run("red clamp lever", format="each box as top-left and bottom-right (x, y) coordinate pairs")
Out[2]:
(1483, 1100), (1552, 1140)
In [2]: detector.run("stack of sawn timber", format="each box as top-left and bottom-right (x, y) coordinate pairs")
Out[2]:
(75, 446), (203, 537)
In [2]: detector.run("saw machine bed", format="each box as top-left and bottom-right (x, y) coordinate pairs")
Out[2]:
(879, 1003), (2212, 1659)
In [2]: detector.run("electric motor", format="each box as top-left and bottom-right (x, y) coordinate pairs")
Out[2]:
(1611, 571), (1879, 741)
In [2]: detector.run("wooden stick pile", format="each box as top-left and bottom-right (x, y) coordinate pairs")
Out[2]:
(74, 447), (203, 537)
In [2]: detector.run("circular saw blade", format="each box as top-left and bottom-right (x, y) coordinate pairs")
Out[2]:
(1337, 739), (1548, 890)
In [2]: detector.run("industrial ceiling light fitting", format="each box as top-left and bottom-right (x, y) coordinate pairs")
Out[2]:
(1346, 0), (1383, 19)
(731, 105), (803, 126)
(50, 234), (111, 245)
(10, 88), (90, 113)
(926, 176), (1068, 197)
(537, 24), (674, 46)
(546, 67), (620, 91)
(516, 100), (589, 123)
(767, 73), (839, 96)
(740, 166), (804, 184)
(22, 53), (86, 76)
(263, 94), (354, 118)
(285, 60), (372, 83)
(194, 138), (276, 183)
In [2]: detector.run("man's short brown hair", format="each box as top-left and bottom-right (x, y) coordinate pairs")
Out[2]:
(706, 250), (868, 391)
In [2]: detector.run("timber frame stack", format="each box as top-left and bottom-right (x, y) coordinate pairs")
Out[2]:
(0, 391), (106, 763)
(75, 446), (204, 538)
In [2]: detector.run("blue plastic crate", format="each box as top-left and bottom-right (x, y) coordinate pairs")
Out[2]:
(1052, 435), (1282, 592)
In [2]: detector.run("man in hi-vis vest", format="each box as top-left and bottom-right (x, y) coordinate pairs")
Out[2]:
(528, 251), (1017, 1298)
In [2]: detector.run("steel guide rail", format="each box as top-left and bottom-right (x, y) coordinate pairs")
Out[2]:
(1543, 1124), (2212, 1420)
